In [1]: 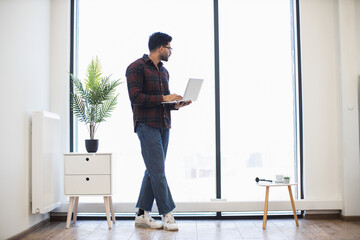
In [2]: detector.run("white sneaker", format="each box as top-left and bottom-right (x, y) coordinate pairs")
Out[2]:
(135, 211), (163, 229)
(162, 212), (178, 231)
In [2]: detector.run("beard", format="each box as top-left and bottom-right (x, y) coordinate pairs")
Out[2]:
(160, 52), (169, 62)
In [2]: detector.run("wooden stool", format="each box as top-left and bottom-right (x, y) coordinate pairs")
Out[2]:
(257, 182), (299, 229)
(66, 196), (116, 229)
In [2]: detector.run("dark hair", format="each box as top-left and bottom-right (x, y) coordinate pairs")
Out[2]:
(148, 32), (172, 52)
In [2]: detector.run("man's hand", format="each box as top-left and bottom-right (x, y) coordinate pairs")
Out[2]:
(174, 101), (192, 109)
(162, 94), (182, 102)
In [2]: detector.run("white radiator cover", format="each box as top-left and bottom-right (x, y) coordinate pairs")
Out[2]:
(32, 111), (61, 214)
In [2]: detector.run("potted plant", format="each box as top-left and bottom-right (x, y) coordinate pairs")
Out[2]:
(70, 56), (121, 153)
(283, 176), (290, 184)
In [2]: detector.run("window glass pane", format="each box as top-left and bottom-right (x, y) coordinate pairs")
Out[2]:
(76, 0), (215, 203)
(219, 0), (298, 201)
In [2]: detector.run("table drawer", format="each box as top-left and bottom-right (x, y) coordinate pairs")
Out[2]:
(64, 154), (110, 174)
(64, 175), (111, 195)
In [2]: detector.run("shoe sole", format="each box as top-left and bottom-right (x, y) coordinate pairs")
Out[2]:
(163, 226), (179, 231)
(135, 223), (163, 229)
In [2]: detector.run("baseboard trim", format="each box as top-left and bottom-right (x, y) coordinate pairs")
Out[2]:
(7, 218), (50, 240)
(304, 213), (340, 220)
(304, 211), (360, 221)
(340, 215), (360, 221)
(50, 212), (69, 222)
(50, 212), (303, 222)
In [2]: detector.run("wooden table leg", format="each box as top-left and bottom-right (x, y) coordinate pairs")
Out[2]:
(262, 186), (270, 229)
(288, 186), (299, 227)
(66, 197), (75, 229)
(109, 196), (116, 223)
(73, 196), (79, 224)
(104, 196), (112, 229)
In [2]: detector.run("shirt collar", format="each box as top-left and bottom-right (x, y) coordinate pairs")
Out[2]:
(143, 54), (163, 68)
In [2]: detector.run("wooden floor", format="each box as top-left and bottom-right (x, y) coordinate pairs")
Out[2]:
(19, 218), (360, 240)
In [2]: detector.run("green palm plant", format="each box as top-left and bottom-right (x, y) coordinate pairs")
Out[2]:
(70, 57), (121, 140)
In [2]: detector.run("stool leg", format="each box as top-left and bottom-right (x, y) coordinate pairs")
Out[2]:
(109, 196), (116, 223)
(104, 196), (112, 229)
(287, 186), (299, 227)
(73, 196), (79, 224)
(66, 197), (75, 229)
(262, 186), (270, 229)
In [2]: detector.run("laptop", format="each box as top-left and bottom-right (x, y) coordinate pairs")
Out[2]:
(162, 78), (204, 104)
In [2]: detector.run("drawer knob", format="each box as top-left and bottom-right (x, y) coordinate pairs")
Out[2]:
(86, 177), (90, 181)
(86, 158), (89, 161)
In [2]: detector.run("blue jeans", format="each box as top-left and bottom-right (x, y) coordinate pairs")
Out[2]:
(135, 123), (175, 215)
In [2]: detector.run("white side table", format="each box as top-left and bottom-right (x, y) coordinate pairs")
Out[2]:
(257, 182), (299, 229)
(64, 153), (115, 229)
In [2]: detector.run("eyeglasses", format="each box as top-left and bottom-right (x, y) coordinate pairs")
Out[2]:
(163, 46), (173, 51)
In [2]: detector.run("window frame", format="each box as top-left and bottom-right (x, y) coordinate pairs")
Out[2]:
(69, 0), (304, 216)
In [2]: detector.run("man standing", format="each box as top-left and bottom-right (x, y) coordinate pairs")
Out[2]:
(126, 32), (191, 231)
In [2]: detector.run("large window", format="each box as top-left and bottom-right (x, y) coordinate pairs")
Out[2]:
(219, 0), (298, 201)
(73, 0), (299, 207)
(75, 0), (215, 203)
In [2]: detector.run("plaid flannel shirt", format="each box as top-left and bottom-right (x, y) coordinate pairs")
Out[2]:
(126, 54), (175, 132)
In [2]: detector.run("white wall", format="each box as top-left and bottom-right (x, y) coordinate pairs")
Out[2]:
(337, 0), (360, 216)
(300, 0), (342, 201)
(300, 0), (360, 216)
(0, 0), (51, 239)
(49, 0), (70, 207)
(357, 1), (360, 74)
(50, 0), (70, 154)
(0, 0), (69, 239)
